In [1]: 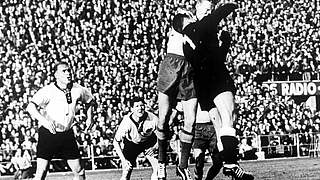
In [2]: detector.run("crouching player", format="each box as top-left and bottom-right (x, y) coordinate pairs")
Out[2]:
(113, 97), (158, 180)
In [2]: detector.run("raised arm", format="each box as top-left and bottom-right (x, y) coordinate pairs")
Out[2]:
(208, 3), (238, 27)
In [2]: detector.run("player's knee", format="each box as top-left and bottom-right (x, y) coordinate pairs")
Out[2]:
(179, 129), (194, 143)
(183, 120), (195, 133)
(156, 128), (167, 140)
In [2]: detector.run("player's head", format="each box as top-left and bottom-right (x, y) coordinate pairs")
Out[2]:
(172, 12), (195, 33)
(130, 97), (146, 118)
(54, 61), (72, 85)
(196, 0), (213, 20)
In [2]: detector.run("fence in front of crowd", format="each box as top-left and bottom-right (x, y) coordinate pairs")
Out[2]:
(1, 132), (320, 176)
(239, 132), (320, 160)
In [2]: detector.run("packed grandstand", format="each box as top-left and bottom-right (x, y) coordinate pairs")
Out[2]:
(0, 0), (320, 176)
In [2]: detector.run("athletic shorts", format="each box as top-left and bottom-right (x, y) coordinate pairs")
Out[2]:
(37, 127), (80, 160)
(157, 53), (197, 101)
(122, 133), (157, 166)
(196, 70), (236, 111)
(193, 122), (218, 154)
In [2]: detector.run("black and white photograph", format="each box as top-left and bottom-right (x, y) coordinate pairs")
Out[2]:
(0, 0), (320, 179)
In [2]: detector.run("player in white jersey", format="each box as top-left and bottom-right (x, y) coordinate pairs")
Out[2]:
(113, 97), (159, 180)
(26, 61), (94, 180)
(156, 13), (198, 180)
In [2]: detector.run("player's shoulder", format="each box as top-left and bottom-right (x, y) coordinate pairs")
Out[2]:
(121, 113), (135, 124)
(39, 83), (55, 92)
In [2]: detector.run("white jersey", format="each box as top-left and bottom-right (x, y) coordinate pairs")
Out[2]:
(166, 29), (184, 56)
(114, 111), (158, 144)
(31, 82), (93, 132)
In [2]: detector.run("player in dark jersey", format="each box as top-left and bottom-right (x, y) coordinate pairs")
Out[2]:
(173, 1), (254, 179)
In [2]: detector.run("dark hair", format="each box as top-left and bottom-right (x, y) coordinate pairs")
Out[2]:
(53, 61), (69, 74)
(130, 97), (145, 107)
(172, 13), (190, 33)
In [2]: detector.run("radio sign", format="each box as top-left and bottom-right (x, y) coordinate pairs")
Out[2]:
(262, 81), (320, 96)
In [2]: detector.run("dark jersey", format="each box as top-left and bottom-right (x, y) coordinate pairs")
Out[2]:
(183, 3), (237, 71)
(183, 3), (238, 110)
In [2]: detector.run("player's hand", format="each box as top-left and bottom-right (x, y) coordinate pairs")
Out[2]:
(42, 120), (56, 134)
(220, 30), (232, 43)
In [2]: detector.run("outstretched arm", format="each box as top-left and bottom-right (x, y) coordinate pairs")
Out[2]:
(209, 3), (238, 27)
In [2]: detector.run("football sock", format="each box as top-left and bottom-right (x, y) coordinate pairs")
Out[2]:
(195, 152), (205, 179)
(205, 152), (223, 180)
(158, 139), (167, 163)
(220, 135), (239, 164)
(179, 129), (194, 169)
(180, 141), (192, 169)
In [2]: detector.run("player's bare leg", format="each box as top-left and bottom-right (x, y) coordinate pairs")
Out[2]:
(67, 158), (85, 180)
(33, 158), (50, 180)
(176, 98), (197, 180)
(209, 108), (223, 151)
(214, 91), (253, 180)
(157, 92), (172, 180)
(146, 155), (159, 180)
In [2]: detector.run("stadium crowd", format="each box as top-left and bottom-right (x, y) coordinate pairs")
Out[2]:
(0, 0), (320, 174)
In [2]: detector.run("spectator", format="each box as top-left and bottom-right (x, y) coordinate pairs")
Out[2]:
(0, 0), (319, 171)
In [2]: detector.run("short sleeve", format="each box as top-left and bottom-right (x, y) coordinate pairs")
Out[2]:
(31, 86), (50, 108)
(114, 118), (129, 142)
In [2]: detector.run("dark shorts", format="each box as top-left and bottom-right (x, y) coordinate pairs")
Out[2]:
(157, 53), (197, 101)
(196, 70), (236, 111)
(37, 127), (80, 160)
(122, 134), (157, 166)
(193, 122), (218, 154)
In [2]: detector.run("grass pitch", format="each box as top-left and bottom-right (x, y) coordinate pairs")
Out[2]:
(2, 157), (320, 180)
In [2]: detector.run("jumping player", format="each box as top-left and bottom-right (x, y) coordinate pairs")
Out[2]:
(113, 97), (158, 180)
(156, 13), (198, 180)
(174, 0), (254, 179)
(26, 61), (94, 180)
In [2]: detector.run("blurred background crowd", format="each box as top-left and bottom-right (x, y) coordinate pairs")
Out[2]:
(0, 0), (320, 175)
